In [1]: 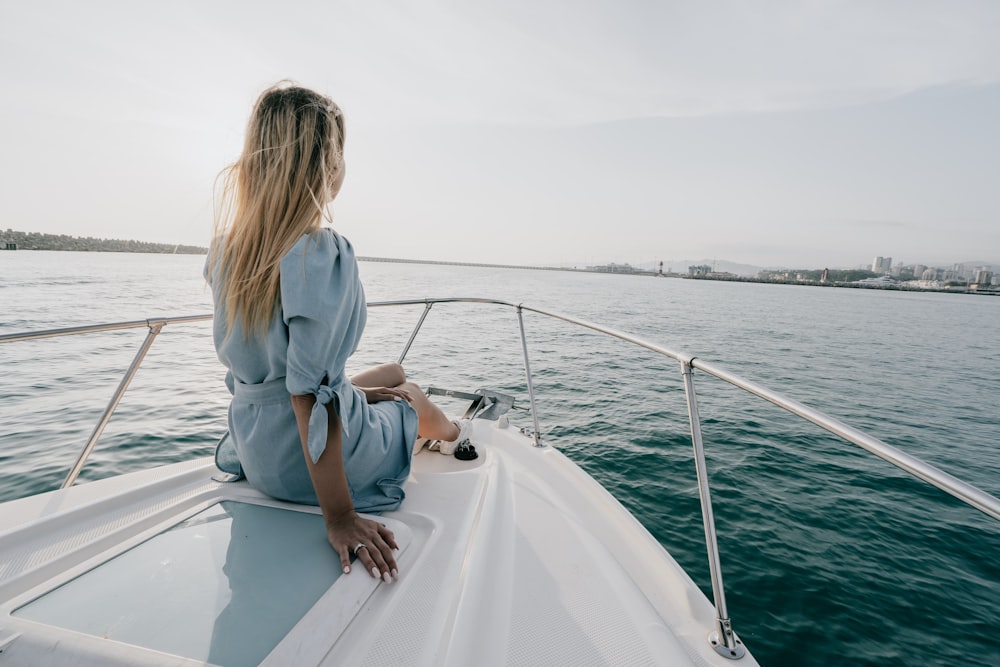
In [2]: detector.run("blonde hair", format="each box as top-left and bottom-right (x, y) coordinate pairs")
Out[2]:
(211, 82), (346, 337)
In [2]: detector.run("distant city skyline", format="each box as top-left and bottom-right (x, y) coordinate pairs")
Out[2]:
(3, 227), (997, 279)
(572, 253), (998, 275)
(1, 1), (998, 269)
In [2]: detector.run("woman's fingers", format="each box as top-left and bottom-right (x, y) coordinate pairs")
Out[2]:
(383, 387), (412, 401)
(328, 517), (399, 582)
(356, 546), (384, 581)
(354, 538), (396, 582)
(336, 544), (352, 574)
(367, 538), (395, 582)
(372, 533), (398, 576)
(362, 386), (413, 403)
(378, 522), (399, 550)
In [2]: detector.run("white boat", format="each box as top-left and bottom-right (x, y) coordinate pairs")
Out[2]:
(1, 299), (997, 666)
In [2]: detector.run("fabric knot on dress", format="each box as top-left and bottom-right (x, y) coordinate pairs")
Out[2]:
(306, 378), (351, 463)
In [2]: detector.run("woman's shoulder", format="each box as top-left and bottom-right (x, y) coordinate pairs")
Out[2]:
(280, 227), (361, 318)
(284, 227), (355, 263)
(280, 227), (359, 293)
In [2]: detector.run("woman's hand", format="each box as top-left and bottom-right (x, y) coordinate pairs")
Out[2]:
(326, 510), (399, 582)
(359, 386), (413, 404)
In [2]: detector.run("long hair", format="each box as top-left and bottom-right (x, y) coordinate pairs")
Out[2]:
(211, 82), (346, 337)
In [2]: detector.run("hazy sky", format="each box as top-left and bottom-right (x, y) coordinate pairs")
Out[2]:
(1, 0), (998, 269)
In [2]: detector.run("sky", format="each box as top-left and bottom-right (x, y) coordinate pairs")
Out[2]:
(1, 0), (998, 269)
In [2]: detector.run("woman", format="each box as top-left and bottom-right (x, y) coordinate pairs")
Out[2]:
(206, 83), (469, 583)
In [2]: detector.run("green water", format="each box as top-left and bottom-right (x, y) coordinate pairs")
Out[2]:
(1, 250), (999, 665)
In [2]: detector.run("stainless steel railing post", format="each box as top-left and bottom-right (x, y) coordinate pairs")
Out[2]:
(397, 301), (434, 365)
(60, 322), (165, 489)
(515, 305), (543, 447)
(680, 359), (745, 659)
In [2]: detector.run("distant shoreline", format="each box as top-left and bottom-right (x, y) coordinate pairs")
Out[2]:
(357, 255), (592, 273)
(4, 236), (996, 296)
(0, 231), (206, 255)
(360, 257), (999, 295)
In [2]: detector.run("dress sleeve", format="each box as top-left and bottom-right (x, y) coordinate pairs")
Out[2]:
(280, 229), (367, 463)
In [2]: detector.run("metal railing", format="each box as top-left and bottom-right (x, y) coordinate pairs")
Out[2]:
(4, 299), (1000, 660)
(0, 315), (212, 489)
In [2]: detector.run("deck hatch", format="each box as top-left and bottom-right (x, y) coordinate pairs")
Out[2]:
(12, 501), (343, 666)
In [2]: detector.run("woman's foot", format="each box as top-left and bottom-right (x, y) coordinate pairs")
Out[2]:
(435, 419), (472, 456)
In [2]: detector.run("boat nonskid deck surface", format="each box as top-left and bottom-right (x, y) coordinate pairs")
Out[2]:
(0, 418), (754, 666)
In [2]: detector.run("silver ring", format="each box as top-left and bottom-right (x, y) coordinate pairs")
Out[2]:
(353, 543), (367, 557)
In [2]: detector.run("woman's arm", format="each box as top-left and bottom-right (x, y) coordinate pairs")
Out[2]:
(290, 393), (399, 582)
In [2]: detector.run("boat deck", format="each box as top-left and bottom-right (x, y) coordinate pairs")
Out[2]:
(0, 418), (755, 666)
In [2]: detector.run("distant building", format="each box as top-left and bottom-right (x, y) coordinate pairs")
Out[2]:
(820, 268), (829, 283)
(921, 268), (938, 281)
(942, 268), (963, 282)
(688, 264), (712, 277)
(872, 256), (892, 274)
(972, 269), (994, 290)
(586, 262), (638, 274)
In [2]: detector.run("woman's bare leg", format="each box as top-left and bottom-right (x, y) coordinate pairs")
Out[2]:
(351, 366), (460, 441)
(400, 381), (460, 441)
(351, 362), (406, 388)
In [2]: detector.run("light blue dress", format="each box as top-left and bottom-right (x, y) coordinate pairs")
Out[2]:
(206, 228), (418, 512)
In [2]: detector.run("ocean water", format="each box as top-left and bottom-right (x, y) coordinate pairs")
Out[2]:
(1, 250), (998, 666)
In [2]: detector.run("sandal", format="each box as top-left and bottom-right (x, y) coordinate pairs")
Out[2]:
(433, 419), (472, 456)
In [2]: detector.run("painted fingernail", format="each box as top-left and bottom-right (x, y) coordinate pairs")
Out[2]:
(383, 571), (392, 583)
(343, 566), (351, 574)
(391, 568), (399, 580)
(371, 567), (380, 579)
